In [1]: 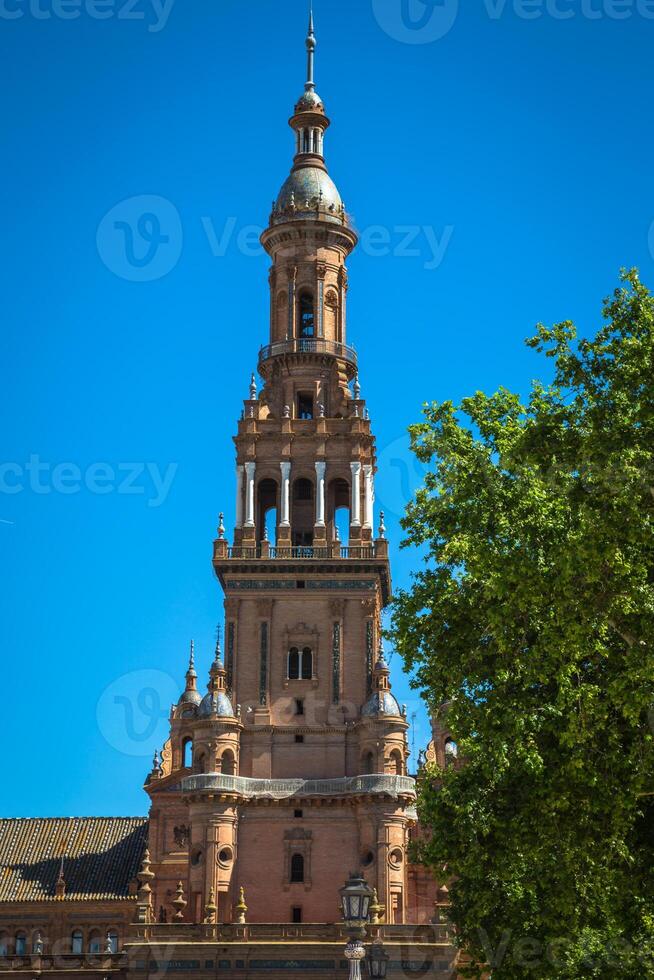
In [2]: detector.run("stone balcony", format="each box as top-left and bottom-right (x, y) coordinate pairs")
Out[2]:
(258, 338), (358, 375)
(181, 773), (417, 804)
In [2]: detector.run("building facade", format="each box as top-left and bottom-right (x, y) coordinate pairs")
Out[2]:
(0, 16), (458, 979)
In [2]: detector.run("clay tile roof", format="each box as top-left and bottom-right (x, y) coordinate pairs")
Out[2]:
(0, 818), (149, 903)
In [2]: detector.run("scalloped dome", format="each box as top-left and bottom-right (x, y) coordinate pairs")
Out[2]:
(295, 89), (324, 113)
(274, 167), (343, 224)
(179, 689), (202, 706)
(361, 691), (402, 718)
(198, 691), (235, 719)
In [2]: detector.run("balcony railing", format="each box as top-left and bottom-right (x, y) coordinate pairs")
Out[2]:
(182, 773), (417, 801)
(259, 338), (358, 367)
(225, 545), (377, 560)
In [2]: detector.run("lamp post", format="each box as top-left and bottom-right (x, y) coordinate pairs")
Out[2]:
(340, 874), (389, 980)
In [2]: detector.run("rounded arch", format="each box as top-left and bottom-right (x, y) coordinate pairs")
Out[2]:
(87, 931), (102, 955)
(292, 477), (315, 547)
(389, 748), (404, 776)
(182, 736), (193, 769)
(70, 930), (84, 955)
(193, 750), (207, 774)
(362, 751), (375, 775)
(444, 738), (458, 766)
(328, 477), (350, 543)
(220, 749), (236, 776)
(257, 477), (279, 544)
(14, 933), (26, 956)
(106, 930), (119, 954)
(0, 933), (9, 957)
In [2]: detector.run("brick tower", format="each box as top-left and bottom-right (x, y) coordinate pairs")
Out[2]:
(145, 13), (417, 928)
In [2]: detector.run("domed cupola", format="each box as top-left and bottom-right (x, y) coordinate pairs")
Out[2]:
(361, 646), (402, 718)
(199, 639), (236, 719)
(271, 11), (348, 228)
(178, 640), (203, 707)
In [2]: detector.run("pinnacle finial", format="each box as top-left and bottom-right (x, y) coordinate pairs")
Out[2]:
(306, 4), (316, 92)
(189, 639), (195, 671)
(249, 373), (257, 400)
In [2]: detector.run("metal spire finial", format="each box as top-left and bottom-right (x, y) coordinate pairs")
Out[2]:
(306, 5), (316, 92)
(189, 639), (195, 671)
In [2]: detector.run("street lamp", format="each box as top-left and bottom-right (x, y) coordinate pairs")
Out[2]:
(367, 941), (389, 979)
(340, 874), (374, 980)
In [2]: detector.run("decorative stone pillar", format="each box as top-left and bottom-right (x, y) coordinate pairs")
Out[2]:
(315, 462), (326, 526)
(280, 462), (291, 526)
(363, 465), (374, 530)
(350, 462), (362, 527)
(235, 465), (244, 529)
(316, 262), (326, 339)
(288, 266), (297, 340)
(244, 463), (256, 528)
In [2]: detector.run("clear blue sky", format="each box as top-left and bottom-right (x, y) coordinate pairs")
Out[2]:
(2, 0), (653, 817)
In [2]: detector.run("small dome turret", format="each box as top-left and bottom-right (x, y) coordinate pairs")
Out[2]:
(198, 637), (235, 719)
(179, 640), (202, 707)
(361, 643), (402, 718)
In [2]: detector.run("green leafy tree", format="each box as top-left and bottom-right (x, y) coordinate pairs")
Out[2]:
(390, 271), (654, 978)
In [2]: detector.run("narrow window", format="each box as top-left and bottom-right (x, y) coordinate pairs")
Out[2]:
(0, 934), (9, 957)
(106, 931), (119, 955)
(299, 293), (315, 338)
(288, 647), (300, 680)
(88, 932), (102, 955)
(221, 750), (235, 776)
(294, 479), (313, 501)
(297, 394), (314, 420)
(445, 739), (459, 766)
(390, 749), (404, 776)
(294, 809), (303, 819)
(292, 907), (303, 923)
(295, 734), (305, 744)
(15, 934), (26, 956)
(301, 647), (313, 680)
(295, 699), (305, 717)
(182, 737), (193, 769)
(363, 751), (374, 775)
(71, 931), (83, 955)
(290, 853), (305, 883)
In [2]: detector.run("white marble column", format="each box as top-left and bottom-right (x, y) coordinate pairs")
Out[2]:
(350, 462), (362, 527)
(363, 465), (374, 530)
(235, 465), (244, 529)
(280, 462), (291, 527)
(244, 462), (256, 528)
(315, 462), (326, 527)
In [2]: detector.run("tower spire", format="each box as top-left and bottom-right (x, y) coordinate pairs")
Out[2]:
(306, 5), (316, 93)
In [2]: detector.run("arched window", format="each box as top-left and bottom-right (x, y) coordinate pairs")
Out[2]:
(194, 752), (206, 774)
(299, 292), (315, 338)
(88, 931), (102, 954)
(301, 647), (313, 680)
(302, 129), (310, 154)
(390, 749), (404, 776)
(221, 750), (235, 776)
(182, 737), (193, 769)
(363, 751), (374, 775)
(71, 931), (83, 955)
(106, 931), (119, 954)
(444, 739), (458, 766)
(14, 933), (26, 956)
(0, 933), (9, 956)
(290, 853), (305, 883)
(288, 647), (300, 680)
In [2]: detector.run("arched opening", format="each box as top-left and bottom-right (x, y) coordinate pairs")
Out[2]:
(106, 931), (119, 955)
(0, 933), (8, 957)
(362, 751), (374, 775)
(182, 737), (193, 769)
(390, 749), (404, 776)
(298, 292), (315, 338)
(444, 739), (458, 767)
(194, 752), (207, 774)
(292, 478), (314, 548)
(88, 931), (102, 955)
(288, 647), (300, 680)
(302, 129), (310, 154)
(257, 478), (278, 545)
(71, 931), (83, 955)
(290, 853), (305, 883)
(328, 478), (350, 544)
(301, 647), (313, 680)
(14, 934), (26, 956)
(221, 750), (235, 776)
